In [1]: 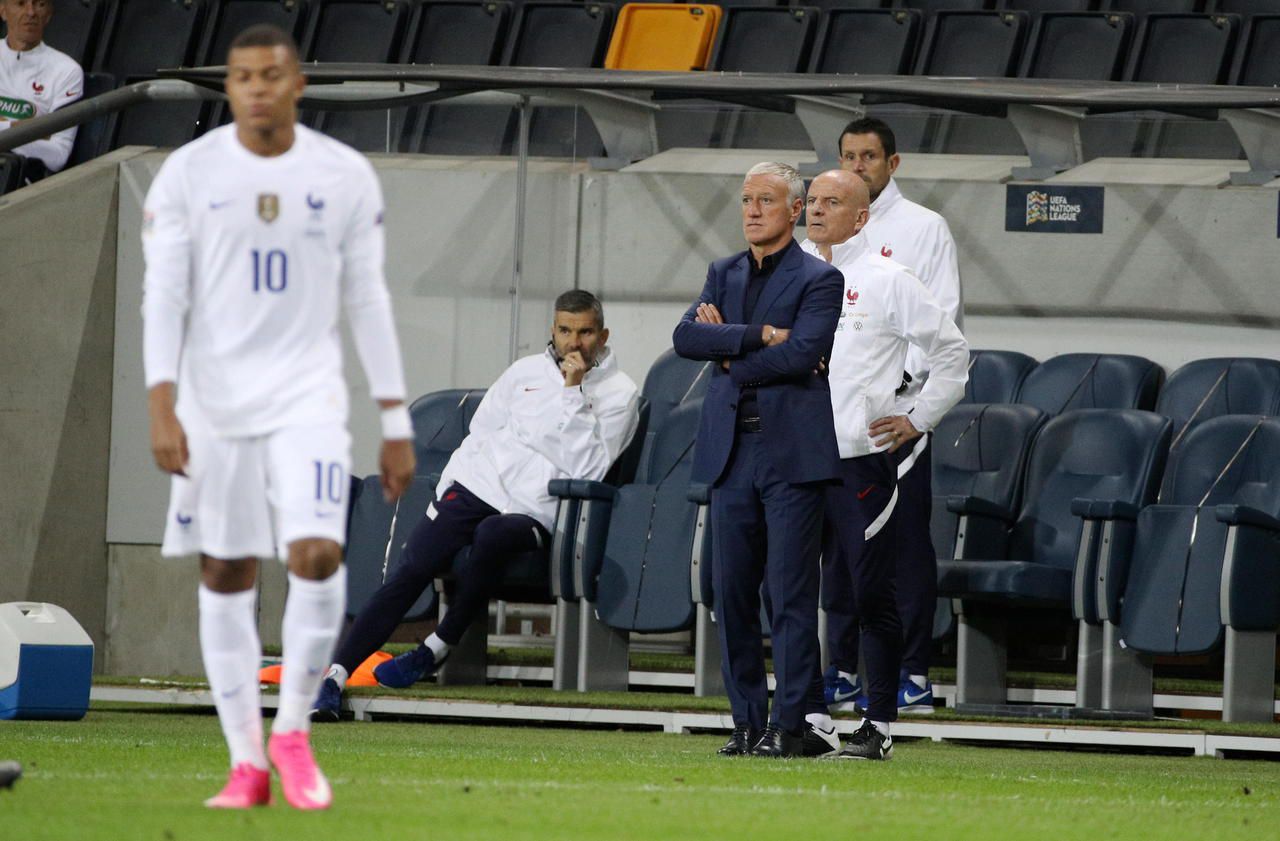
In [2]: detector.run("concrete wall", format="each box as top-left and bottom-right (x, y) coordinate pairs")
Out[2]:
(0, 151), (142, 670)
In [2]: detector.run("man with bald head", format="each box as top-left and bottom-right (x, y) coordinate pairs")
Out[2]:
(674, 162), (844, 758)
(803, 169), (968, 759)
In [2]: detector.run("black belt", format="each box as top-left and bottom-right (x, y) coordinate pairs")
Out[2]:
(736, 416), (763, 433)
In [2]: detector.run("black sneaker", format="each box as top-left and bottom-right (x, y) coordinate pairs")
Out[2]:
(803, 721), (841, 757)
(832, 719), (893, 760)
(310, 677), (342, 723)
(717, 725), (757, 756)
(749, 724), (805, 758)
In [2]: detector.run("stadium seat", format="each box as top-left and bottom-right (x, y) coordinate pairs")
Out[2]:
(1014, 352), (1162, 415)
(110, 97), (205, 150)
(300, 0), (413, 151)
(604, 3), (722, 70)
(1214, 0), (1280, 14)
(1155, 357), (1280, 443)
(500, 1), (616, 158)
(551, 399), (701, 692)
(809, 8), (923, 75)
(803, 0), (886, 9)
(408, 388), (488, 477)
(42, 0), (111, 66)
(1230, 13), (1280, 86)
(1019, 11), (1134, 79)
(927, 402), (1048, 643)
(403, 1), (515, 155)
(343, 474), (436, 621)
(999, 0), (1097, 13)
(962, 349), (1038, 404)
(1104, 415), (1280, 720)
(1126, 12), (1238, 83)
(65, 72), (116, 168)
(198, 0), (313, 64)
(0, 152), (24, 197)
(939, 408), (1170, 706)
(900, 0), (993, 14)
(637, 348), (711, 451)
(1106, 0), (1203, 17)
(93, 0), (208, 79)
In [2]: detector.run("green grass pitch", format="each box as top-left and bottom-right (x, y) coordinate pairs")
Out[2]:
(3, 709), (1280, 840)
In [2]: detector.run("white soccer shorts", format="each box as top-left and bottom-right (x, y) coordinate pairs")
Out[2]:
(161, 420), (352, 560)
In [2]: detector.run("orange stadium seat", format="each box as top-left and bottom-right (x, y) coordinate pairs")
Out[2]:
(605, 3), (723, 71)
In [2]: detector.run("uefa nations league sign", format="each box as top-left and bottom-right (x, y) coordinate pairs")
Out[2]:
(1005, 185), (1104, 234)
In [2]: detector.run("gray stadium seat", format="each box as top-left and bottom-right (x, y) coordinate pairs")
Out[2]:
(1104, 415), (1280, 720)
(962, 349), (1039, 404)
(199, 0), (312, 64)
(1155, 357), (1280, 442)
(809, 8), (923, 74)
(0, 153), (24, 197)
(66, 72), (116, 167)
(804, 0), (887, 10)
(638, 348), (711, 455)
(42, 0), (110, 66)
(1230, 13), (1280, 85)
(93, 0), (208, 79)
(1126, 12), (1238, 83)
(1014, 352), (1162, 415)
(1106, 0), (1203, 16)
(1019, 11), (1134, 79)
(1214, 0), (1280, 13)
(999, 0), (1097, 13)
(939, 408), (1170, 706)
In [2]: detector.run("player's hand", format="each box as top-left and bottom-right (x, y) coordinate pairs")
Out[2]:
(763, 326), (790, 346)
(560, 350), (588, 387)
(870, 415), (921, 453)
(379, 438), (415, 502)
(695, 303), (724, 324)
(148, 384), (188, 476)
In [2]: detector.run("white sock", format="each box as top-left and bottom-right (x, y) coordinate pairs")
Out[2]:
(839, 671), (858, 686)
(869, 720), (891, 737)
(273, 567), (347, 735)
(804, 712), (834, 731)
(908, 674), (929, 689)
(198, 586), (267, 770)
(424, 632), (450, 659)
(324, 663), (349, 691)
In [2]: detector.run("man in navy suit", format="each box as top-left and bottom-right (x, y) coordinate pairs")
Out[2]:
(673, 162), (844, 758)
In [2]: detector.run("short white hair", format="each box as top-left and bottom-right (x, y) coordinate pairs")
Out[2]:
(745, 161), (805, 206)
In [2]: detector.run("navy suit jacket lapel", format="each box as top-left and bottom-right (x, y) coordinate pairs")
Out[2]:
(723, 253), (750, 324)
(750, 245), (801, 323)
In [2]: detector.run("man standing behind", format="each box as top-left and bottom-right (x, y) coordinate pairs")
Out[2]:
(825, 117), (965, 712)
(806, 169), (967, 759)
(143, 25), (414, 810)
(674, 162), (844, 758)
(0, 0), (83, 174)
(312, 290), (640, 715)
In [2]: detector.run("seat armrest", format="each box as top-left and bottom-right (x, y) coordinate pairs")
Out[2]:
(945, 495), (1016, 522)
(1215, 504), (1280, 532)
(1071, 498), (1140, 521)
(687, 483), (711, 505)
(547, 478), (616, 502)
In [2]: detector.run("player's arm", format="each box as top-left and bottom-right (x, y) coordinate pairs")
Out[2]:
(727, 265), (843, 386)
(517, 380), (641, 481)
(341, 164), (414, 501)
(16, 63), (84, 173)
(141, 160), (192, 476)
(672, 267), (757, 360)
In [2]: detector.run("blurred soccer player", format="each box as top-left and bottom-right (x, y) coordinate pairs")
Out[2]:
(141, 24), (413, 810)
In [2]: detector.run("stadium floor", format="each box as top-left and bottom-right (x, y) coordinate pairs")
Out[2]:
(3, 710), (1279, 840)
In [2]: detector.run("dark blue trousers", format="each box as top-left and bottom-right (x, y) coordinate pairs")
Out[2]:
(826, 434), (935, 679)
(821, 452), (902, 723)
(333, 483), (547, 674)
(712, 432), (825, 736)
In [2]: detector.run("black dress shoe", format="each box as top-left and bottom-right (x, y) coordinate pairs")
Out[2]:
(749, 724), (805, 758)
(833, 719), (894, 760)
(717, 724), (757, 756)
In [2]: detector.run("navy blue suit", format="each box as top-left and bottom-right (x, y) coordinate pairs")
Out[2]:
(673, 241), (843, 735)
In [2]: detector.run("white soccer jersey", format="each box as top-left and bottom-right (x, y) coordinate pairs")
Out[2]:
(142, 124), (407, 437)
(823, 236), (968, 459)
(0, 39), (83, 172)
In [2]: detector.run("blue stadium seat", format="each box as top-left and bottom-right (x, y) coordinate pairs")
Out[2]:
(809, 8), (923, 75)
(1019, 11), (1134, 79)
(42, 0), (111, 66)
(408, 388), (488, 479)
(1156, 357), (1280, 443)
(1104, 416), (1280, 720)
(939, 409), (1170, 706)
(962, 349), (1038, 404)
(638, 348), (711, 455)
(1015, 352), (1162, 415)
(550, 398), (701, 691)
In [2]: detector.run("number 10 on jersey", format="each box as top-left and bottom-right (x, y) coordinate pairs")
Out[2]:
(251, 249), (288, 293)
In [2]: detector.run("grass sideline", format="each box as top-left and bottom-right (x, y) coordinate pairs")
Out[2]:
(3, 710), (1279, 840)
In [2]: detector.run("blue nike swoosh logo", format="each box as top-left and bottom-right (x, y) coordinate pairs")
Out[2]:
(209, 200), (233, 210)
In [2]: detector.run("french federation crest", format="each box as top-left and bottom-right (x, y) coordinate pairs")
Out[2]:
(257, 193), (280, 223)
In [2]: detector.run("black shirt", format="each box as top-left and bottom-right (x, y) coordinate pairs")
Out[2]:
(738, 238), (797, 424)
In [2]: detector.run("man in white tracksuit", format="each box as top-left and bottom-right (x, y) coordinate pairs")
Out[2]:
(821, 117), (965, 713)
(313, 289), (641, 717)
(802, 169), (967, 760)
(0, 0), (84, 174)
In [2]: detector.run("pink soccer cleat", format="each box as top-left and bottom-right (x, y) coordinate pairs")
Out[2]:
(204, 763), (272, 809)
(268, 731), (332, 810)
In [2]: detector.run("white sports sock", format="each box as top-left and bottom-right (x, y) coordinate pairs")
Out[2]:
(869, 720), (891, 737)
(324, 663), (349, 691)
(804, 712), (834, 731)
(424, 632), (450, 659)
(198, 585), (267, 770)
(273, 567), (347, 735)
(839, 670), (858, 685)
(908, 674), (929, 690)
